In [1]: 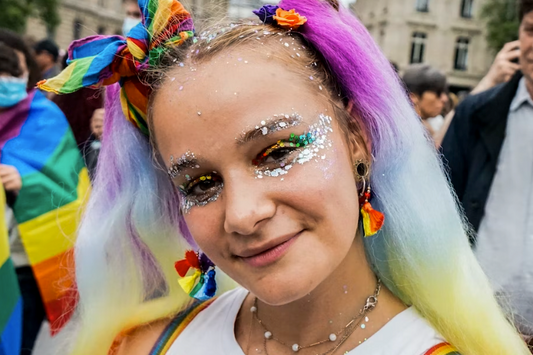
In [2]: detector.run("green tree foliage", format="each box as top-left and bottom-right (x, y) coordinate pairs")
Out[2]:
(0, 0), (60, 34)
(481, 0), (520, 53)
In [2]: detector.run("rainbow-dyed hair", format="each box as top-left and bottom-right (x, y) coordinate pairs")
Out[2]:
(70, 1), (530, 354)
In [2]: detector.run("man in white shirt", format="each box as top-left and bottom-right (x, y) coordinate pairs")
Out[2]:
(442, 0), (533, 340)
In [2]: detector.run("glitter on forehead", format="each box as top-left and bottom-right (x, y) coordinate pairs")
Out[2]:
(254, 114), (333, 179)
(189, 21), (308, 61)
(168, 151), (200, 179)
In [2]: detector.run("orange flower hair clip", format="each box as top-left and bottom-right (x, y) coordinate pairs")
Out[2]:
(253, 5), (307, 30)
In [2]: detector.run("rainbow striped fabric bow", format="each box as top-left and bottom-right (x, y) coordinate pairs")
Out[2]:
(37, 0), (194, 135)
(174, 251), (217, 301)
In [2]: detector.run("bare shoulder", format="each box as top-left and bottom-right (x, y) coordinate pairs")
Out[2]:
(114, 319), (171, 355)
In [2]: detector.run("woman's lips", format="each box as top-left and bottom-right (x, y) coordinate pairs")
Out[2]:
(239, 231), (302, 268)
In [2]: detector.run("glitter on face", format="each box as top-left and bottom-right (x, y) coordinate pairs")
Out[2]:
(168, 151), (199, 179)
(254, 114), (333, 179)
(179, 173), (224, 214)
(239, 113), (302, 144)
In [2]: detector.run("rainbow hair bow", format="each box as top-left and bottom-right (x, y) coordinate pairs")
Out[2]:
(174, 250), (217, 301)
(37, 0), (194, 135)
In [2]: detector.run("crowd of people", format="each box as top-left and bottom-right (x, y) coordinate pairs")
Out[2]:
(0, 0), (532, 354)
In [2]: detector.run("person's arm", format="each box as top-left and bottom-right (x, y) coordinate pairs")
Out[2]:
(471, 40), (521, 95)
(437, 41), (520, 149)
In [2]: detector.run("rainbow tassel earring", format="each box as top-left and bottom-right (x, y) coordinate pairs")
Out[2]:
(174, 250), (217, 301)
(355, 161), (385, 237)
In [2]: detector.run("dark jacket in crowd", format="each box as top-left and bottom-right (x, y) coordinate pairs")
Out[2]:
(441, 72), (523, 245)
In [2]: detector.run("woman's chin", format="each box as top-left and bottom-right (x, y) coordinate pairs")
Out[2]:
(246, 276), (321, 306)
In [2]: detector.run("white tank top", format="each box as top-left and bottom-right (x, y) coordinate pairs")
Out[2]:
(168, 288), (446, 355)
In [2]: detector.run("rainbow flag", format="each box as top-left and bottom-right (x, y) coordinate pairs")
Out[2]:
(37, 0), (195, 135)
(0, 189), (22, 355)
(0, 89), (90, 333)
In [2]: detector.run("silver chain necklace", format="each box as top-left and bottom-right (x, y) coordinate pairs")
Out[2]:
(251, 279), (381, 354)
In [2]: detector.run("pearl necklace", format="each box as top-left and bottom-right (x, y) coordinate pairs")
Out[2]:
(251, 279), (381, 354)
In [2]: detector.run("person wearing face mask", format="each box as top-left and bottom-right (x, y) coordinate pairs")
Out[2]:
(0, 29), (90, 354)
(0, 43), (23, 355)
(123, 0), (142, 36)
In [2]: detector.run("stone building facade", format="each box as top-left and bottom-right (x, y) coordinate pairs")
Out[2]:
(26, 0), (125, 51)
(351, 0), (494, 91)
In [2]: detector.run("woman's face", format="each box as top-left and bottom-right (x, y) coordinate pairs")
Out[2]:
(152, 47), (364, 305)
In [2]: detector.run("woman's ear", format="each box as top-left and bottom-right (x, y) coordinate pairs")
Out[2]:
(345, 101), (372, 165)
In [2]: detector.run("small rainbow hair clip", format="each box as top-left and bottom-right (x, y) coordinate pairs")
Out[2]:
(253, 4), (307, 30)
(174, 250), (217, 301)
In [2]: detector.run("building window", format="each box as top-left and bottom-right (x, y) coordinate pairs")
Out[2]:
(454, 37), (470, 70)
(461, 0), (473, 18)
(73, 19), (83, 40)
(410, 32), (427, 64)
(415, 0), (429, 12)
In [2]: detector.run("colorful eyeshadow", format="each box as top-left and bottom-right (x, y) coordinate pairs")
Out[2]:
(179, 173), (223, 214)
(254, 114), (333, 179)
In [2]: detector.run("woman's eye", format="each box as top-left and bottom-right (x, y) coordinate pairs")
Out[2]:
(263, 147), (295, 163)
(181, 174), (223, 201)
(191, 179), (218, 194)
(254, 141), (298, 165)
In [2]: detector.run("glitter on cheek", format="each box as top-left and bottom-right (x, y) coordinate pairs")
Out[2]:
(318, 147), (337, 180)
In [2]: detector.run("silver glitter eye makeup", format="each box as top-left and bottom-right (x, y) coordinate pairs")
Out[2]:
(168, 151), (200, 179)
(254, 113), (302, 137)
(254, 114), (333, 179)
(179, 173), (224, 214)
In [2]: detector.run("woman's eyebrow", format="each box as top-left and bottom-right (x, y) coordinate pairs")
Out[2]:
(236, 113), (302, 145)
(167, 151), (200, 179)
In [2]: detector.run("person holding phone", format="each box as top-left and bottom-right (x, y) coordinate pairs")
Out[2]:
(442, 0), (533, 343)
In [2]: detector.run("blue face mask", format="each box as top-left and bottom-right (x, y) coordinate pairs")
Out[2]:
(0, 76), (28, 108)
(122, 17), (141, 36)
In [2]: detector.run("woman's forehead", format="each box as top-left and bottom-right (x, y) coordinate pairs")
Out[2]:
(151, 50), (330, 157)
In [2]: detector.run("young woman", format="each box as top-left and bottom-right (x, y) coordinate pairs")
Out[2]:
(39, 0), (531, 354)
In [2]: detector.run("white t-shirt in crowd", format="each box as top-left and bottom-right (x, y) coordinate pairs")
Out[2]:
(168, 288), (447, 355)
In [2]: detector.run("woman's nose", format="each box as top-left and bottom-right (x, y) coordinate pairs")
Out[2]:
(222, 174), (276, 236)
